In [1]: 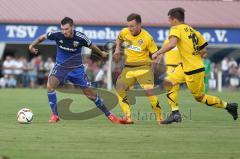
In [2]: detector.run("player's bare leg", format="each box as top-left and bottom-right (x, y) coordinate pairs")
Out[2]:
(47, 76), (60, 123)
(47, 76), (60, 92)
(81, 87), (121, 124)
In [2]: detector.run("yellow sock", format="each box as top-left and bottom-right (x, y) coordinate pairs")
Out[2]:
(200, 94), (227, 108)
(148, 95), (163, 122)
(166, 85), (180, 111)
(116, 89), (132, 120)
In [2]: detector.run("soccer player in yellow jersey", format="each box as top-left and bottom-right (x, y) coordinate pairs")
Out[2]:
(153, 7), (238, 124)
(113, 13), (163, 124)
(163, 39), (181, 75)
(163, 39), (184, 116)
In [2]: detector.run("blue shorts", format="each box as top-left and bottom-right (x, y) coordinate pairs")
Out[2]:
(49, 64), (91, 88)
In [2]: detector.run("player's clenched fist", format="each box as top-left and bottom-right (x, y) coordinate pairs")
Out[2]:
(28, 45), (38, 54)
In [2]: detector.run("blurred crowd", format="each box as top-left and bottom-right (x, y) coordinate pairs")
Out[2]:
(220, 57), (240, 88)
(83, 56), (123, 88)
(208, 57), (240, 89)
(0, 56), (54, 88)
(0, 55), (122, 89)
(0, 55), (239, 89)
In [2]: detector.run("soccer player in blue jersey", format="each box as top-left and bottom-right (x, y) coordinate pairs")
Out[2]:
(29, 17), (120, 123)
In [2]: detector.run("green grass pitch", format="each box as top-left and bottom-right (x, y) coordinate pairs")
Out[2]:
(0, 88), (239, 159)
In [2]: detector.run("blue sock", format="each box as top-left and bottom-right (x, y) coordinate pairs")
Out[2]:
(47, 91), (58, 116)
(94, 96), (111, 116)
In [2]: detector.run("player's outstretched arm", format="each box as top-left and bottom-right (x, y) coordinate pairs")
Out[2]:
(89, 45), (108, 59)
(29, 34), (47, 54)
(113, 38), (122, 62)
(152, 36), (178, 60)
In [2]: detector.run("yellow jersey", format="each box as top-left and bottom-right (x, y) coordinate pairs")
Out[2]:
(163, 39), (181, 66)
(118, 28), (158, 66)
(169, 24), (208, 72)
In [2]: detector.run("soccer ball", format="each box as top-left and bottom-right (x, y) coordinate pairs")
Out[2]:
(17, 108), (34, 124)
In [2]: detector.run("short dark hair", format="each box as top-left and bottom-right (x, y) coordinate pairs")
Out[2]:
(127, 13), (141, 24)
(61, 17), (74, 26)
(168, 7), (185, 22)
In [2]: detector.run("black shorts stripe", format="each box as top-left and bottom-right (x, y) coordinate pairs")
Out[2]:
(184, 67), (205, 75)
(166, 64), (179, 67)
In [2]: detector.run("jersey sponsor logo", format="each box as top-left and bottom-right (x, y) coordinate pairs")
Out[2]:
(126, 45), (142, 52)
(73, 41), (79, 47)
(121, 40), (132, 49)
(59, 45), (77, 52)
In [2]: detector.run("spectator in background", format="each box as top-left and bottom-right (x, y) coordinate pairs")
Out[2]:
(84, 57), (95, 81)
(228, 60), (239, 88)
(14, 57), (24, 87)
(93, 61), (105, 88)
(211, 62), (218, 78)
(21, 57), (30, 87)
(2, 56), (17, 88)
(44, 57), (55, 85)
(0, 60), (2, 76)
(44, 57), (55, 73)
(103, 60), (110, 87)
(7, 74), (17, 88)
(238, 64), (240, 87)
(3, 56), (15, 76)
(208, 62), (218, 89)
(35, 56), (45, 86)
(221, 57), (229, 86)
(28, 57), (38, 88)
(111, 60), (123, 85)
(0, 75), (8, 88)
(228, 57), (238, 68)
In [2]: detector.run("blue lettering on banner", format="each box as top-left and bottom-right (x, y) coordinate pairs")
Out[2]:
(0, 24), (240, 45)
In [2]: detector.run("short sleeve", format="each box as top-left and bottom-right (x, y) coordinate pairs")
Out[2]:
(80, 33), (92, 47)
(46, 31), (59, 40)
(169, 27), (181, 39)
(147, 37), (158, 54)
(117, 28), (126, 41)
(196, 31), (208, 50)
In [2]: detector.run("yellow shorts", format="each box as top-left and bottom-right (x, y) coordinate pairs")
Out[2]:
(117, 65), (154, 90)
(165, 65), (185, 84)
(166, 65), (178, 76)
(166, 65), (205, 97)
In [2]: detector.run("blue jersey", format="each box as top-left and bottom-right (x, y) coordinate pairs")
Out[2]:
(46, 30), (92, 67)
